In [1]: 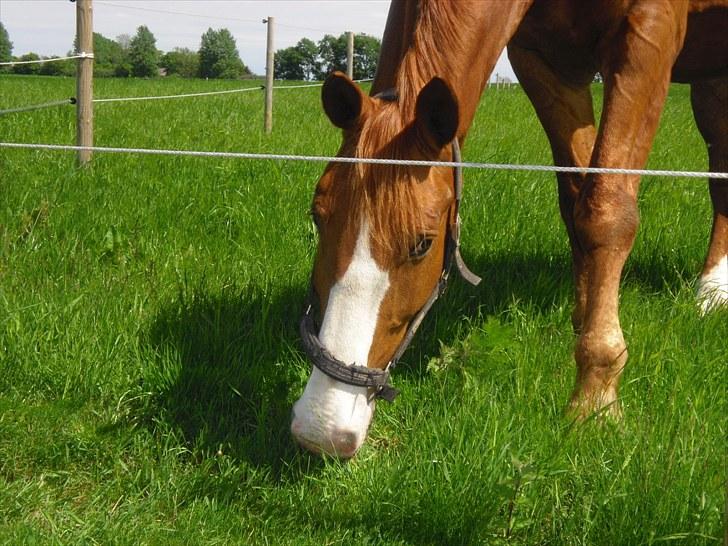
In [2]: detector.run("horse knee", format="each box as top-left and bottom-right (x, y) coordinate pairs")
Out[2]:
(574, 187), (640, 255)
(575, 329), (627, 376)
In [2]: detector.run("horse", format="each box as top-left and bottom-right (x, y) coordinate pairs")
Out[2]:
(291, 0), (728, 458)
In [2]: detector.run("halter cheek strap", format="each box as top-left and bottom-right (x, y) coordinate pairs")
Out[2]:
(299, 137), (481, 402)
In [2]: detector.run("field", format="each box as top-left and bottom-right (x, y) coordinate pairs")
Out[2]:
(0, 75), (725, 545)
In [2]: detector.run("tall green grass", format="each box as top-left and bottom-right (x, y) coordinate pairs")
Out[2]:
(0, 75), (725, 545)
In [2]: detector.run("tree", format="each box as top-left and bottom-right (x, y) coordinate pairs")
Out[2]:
(114, 35), (132, 77)
(92, 32), (127, 77)
(275, 38), (319, 80)
(39, 56), (72, 76)
(72, 32), (127, 77)
(12, 53), (41, 75)
(275, 47), (305, 80)
(0, 22), (12, 69)
(315, 33), (380, 80)
(353, 34), (380, 80)
(276, 33), (381, 81)
(317, 34), (347, 78)
(198, 28), (249, 79)
(161, 48), (199, 78)
(115, 33), (131, 50)
(129, 25), (159, 77)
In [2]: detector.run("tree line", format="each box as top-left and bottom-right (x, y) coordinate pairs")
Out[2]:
(274, 34), (380, 81)
(0, 22), (380, 81)
(0, 23), (250, 79)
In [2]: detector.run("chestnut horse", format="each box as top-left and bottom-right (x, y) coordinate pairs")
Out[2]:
(291, 0), (728, 457)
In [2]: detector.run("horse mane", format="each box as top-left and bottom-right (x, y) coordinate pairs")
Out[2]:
(344, 0), (473, 255)
(394, 1), (477, 116)
(336, 102), (417, 255)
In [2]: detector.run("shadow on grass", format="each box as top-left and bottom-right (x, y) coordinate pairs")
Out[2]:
(134, 242), (693, 487)
(133, 252), (574, 477)
(624, 250), (700, 295)
(394, 242), (699, 377)
(394, 250), (575, 374)
(141, 282), (311, 475)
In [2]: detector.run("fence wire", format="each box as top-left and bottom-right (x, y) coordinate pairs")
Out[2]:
(0, 98), (76, 116)
(0, 53), (93, 66)
(93, 86), (264, 103)
(92, 79), (372, 103)
(0, 76), (367, 116)
(1, 141), (726, 179)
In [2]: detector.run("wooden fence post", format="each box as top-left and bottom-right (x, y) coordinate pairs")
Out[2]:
(75, 0), (93, 166)
(346, 31), (354, 79)
(264, 16), (274, 134)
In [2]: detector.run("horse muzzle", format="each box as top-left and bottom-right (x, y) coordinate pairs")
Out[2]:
(290, 380), (374, 458)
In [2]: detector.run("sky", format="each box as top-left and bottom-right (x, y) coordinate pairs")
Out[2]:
(0, 0), (516, 79)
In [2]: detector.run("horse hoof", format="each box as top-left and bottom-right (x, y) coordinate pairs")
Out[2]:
(568, 391), (623, 423)
(696, 283), (728, 315)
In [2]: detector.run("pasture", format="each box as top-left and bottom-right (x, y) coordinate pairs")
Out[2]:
(0, 75), (725, 545)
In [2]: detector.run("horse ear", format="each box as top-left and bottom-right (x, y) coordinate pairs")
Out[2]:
(415, 77), (459, 150)
(322, 71), (370, 130)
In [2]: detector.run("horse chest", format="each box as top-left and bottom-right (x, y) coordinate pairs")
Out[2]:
(513, 0), (662, 83)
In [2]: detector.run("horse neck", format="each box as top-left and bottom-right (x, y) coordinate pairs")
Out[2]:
(373, 0), (533, 139)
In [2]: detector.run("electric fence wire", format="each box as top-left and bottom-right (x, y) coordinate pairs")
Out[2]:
(1, 142), (726, 179)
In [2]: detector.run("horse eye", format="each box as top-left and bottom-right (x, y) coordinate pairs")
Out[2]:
(409, 235), (434, 260)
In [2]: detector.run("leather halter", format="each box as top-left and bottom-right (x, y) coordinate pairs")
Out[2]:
(299, 96), (481, 402)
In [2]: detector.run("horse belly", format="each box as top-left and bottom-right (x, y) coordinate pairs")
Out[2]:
(672, 3), (728, 82)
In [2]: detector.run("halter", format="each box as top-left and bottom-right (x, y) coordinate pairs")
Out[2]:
(299, 94), (481, 402)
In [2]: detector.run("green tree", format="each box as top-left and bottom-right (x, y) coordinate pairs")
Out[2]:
(129, 25), (159, 77)
(39, 56), (67, 76)
(73, 32), (127, 76)
(113, 35), (132, 77)
(0, 22), (12, 71)
(275, 47), (305, 80)
(353, 34), (380, 80)
(12, 53), (41, 75)
(316, 33), (380, 80)
(161, 48), (199, 78)
(198, 28), (249, 79)
(275, 38), (319, 80)
(114, 34), (131, 78)
(316, 34), (347, 79)
(93, 32), (127, 77)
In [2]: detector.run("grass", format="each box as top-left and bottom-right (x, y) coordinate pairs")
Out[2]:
(0, 74), (725, 545)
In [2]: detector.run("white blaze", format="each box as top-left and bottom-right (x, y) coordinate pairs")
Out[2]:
(697, 255), (728, 315)
(292, 220), (390, 456)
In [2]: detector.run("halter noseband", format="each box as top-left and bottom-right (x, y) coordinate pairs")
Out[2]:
(299, 92), (481, 402)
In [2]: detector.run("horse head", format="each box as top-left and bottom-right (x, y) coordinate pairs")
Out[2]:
(290, 72), (470, 458)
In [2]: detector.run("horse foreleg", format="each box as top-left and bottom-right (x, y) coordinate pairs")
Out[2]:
(570, 3), (689, 419)
(691, 78), (728, 313)
(508, 44), (597, 333)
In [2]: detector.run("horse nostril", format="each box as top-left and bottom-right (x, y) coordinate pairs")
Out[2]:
(291, 421), (361, 458)
(330, 428), (360, 458)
